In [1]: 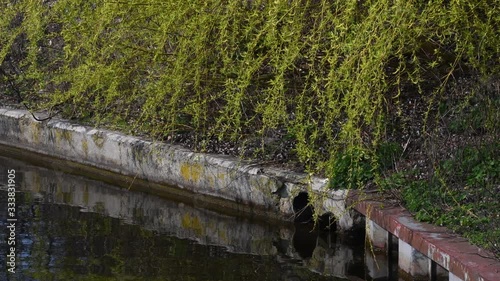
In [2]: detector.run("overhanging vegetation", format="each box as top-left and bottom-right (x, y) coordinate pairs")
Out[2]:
(1, 0), (498, 257)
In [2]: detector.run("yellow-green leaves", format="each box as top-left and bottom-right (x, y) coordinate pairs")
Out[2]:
(1, 0), (498, 176)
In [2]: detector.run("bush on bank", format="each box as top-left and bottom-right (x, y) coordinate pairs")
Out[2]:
(1, 0), (498, 255)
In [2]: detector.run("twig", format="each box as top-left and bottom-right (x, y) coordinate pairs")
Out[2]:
(0, 67), (61, 121)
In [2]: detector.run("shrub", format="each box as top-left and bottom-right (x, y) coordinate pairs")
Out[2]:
(1, 0), (498, 180)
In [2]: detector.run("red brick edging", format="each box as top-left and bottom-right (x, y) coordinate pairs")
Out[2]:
(347, 192), (500, 281)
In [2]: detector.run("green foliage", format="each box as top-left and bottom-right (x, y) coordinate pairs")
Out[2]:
(328, 141), (402, 189)
(375, 142), (403, 171)
(378, 171), (406, 191)
(384, 142), (500, 255)
(329, 147), (374, 189)
(402, 177), (443, 222)
(2, 0), (499, 258)
(1, 0), (498, 180)
(448, 89), (500, 135)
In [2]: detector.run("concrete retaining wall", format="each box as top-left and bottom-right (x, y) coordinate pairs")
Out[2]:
(0, 108), (354, 229)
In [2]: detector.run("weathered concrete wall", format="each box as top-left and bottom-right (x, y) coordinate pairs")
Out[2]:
(0, 108), (353, 229)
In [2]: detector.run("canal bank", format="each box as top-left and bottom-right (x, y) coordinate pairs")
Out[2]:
(0, 108), (354, 229)
(0, 108), (499, 281)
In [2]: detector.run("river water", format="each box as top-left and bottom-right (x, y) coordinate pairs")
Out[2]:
(0, 149), (396, 281)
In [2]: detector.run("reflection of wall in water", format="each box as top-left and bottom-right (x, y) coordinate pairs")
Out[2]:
(1, 157), (359, 278)
(16, 168), (280, 256)
(289, 224), (354, 278)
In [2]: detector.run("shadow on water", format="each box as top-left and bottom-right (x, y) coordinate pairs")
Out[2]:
(0, 151), (396, 281)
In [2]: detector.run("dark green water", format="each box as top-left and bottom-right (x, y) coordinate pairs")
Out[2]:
(0, 153), (379, 281)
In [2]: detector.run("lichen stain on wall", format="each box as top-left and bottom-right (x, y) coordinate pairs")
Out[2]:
(91, 132), (105, 149)
(249, 177), (275, 196)
(54, 130), (61, 147)
(207, 175), (215, 189)
(56, 129), (72, 142)
(180, 163), (203, 183)
(30, 122), (40, 143)
(81, 138), (89, 157)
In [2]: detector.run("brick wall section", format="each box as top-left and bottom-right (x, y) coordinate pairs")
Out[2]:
(348, 192), (500, 281)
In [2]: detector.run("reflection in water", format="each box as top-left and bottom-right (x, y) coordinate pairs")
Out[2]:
(0, 154), (372, 281)
(293, 224), (318, 259)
